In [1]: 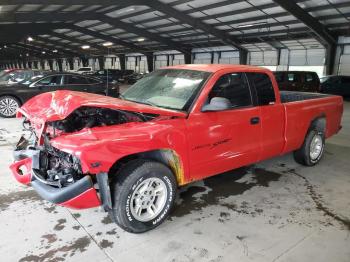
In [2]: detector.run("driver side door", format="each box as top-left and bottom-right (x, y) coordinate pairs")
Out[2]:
(187, 72), (261, 180)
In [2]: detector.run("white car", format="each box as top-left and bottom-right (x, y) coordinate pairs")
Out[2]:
(75, 67), (93, 74)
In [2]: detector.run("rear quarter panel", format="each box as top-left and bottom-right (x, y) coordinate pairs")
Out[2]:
(283, 95), (343, 153)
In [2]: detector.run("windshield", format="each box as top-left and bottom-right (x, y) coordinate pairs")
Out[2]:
(0, 73), (14, 82)
(122, 69), (210, 111)
(20, 75), (46, 85)
(320, 76), (330, 83)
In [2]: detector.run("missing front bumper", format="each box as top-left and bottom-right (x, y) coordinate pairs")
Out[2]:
(9, 149), (101, 209)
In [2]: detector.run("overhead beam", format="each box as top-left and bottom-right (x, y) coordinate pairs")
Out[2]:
(271, 0), (336, 45)
(145, 0), (247, 52)
(46, 32), (106, 53)
(0, 0), (131, 5)
(68, 25), (149, 54)
(143, 2), (350, 33)
(0, 12), (191, 54)
(34, 36), (99, 57)
(0, 23), (67, 43)
(95, 16), (191, 54)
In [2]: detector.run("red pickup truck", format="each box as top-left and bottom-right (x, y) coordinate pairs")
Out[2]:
(10, 64), (343, 233)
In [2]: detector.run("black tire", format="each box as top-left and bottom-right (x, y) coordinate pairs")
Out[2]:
(0, 95), (21, 118)
(109, 159), (177, 233)
(293, 128), (325, 166)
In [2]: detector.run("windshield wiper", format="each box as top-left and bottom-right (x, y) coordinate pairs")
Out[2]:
(141, 100), (158, 107)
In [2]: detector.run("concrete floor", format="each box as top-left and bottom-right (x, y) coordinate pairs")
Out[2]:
(0, 102), (349, 262)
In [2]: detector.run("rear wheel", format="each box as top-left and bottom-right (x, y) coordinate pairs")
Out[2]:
(293, 129), (325, 166)
(0, 96), (20, 118)
(109, 159), (177, 233)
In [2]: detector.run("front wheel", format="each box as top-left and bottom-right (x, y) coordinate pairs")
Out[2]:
(0, 96), (20, 118)
(109, 160), (177, 233)
(293, 129), (325, 166)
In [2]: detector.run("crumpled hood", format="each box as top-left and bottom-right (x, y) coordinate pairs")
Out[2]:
(18, 90), (186, 122)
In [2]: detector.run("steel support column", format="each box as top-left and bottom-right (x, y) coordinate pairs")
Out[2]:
(146, 53), (154, 72)
(118, 54), (126, 71)
(98, 56), (105, 70)
(239, 49), (248, 65)
(56, 58), (63, 72)
(325, 44), (337, 75)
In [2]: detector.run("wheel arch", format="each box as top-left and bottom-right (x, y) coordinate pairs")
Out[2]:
(108, 149), (186, 186)
(308, 114), (326, 134)
(0, 94), (23, 105)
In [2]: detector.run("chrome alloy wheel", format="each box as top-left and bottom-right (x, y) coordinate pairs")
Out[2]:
(0, 97), (19, 117)
(130, 177), (168, 222)
(310, 134), (323, 160)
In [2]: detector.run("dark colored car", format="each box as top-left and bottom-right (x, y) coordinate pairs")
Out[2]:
(122, 72), (145, 84)
(274, 71), (320, 92)
(320, 75), (350, 97)
(89, 69), (123, 82)
(0, 73), (119, 117)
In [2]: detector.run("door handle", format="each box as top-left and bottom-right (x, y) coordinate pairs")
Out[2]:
(250, 117), (260, 125)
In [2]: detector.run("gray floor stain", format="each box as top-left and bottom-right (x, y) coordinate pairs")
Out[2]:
(285, 168), (350, 231)
(19, 236), (91, 262)
(0, 189), (42, 211)
(54, 219), (67, 231)
(44, 205), (57, 214)
(101, 215), (113, 225)
(99, 239), (114, 249)
(41, 234), (58, 245)
(171, 166), (281, 218)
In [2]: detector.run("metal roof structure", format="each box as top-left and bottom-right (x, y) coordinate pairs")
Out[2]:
(0, 0), (349, 63)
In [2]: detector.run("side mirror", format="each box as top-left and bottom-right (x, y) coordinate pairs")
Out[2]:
(202, 97), (232, 112)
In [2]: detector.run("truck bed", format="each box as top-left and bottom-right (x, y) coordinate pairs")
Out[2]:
(280, 91), (329, 103)
(280, 91), (342, 154)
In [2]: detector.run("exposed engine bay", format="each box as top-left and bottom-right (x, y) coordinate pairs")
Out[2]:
(15, 134), (84, 188)
(47, 106), (157, 133)
(16, 106), (158, 188)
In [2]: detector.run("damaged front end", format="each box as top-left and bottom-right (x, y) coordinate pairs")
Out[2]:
(10, 105), (154, 209)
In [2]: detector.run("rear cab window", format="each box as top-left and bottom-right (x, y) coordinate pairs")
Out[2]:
(246, 73), (276, 106)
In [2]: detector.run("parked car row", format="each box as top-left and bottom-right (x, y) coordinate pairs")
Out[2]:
(0, 72), (119, 117)
(320, 75), (350, 97)
(83, 69), (145, 84)
(274, 71), (349, 97)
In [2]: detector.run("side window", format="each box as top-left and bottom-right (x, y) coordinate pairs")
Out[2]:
(246, 73), (276, 106)
(287, 73), (297, 82)
(274, 72), (284, 82)
(65, 75), (89, 85)
(36, 75), (62, 86)
(305, 73), (315, 82)
(86, 77), (101, 84)
(341, 77), (350, 84)
(208, 73), (252, 108)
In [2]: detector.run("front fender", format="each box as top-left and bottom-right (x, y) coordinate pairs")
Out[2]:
(50, 119), (189, 181)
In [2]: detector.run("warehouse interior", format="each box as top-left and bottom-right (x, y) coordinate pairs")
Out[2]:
(0, 0), (349, 261)
(0, 0), (350, 76)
